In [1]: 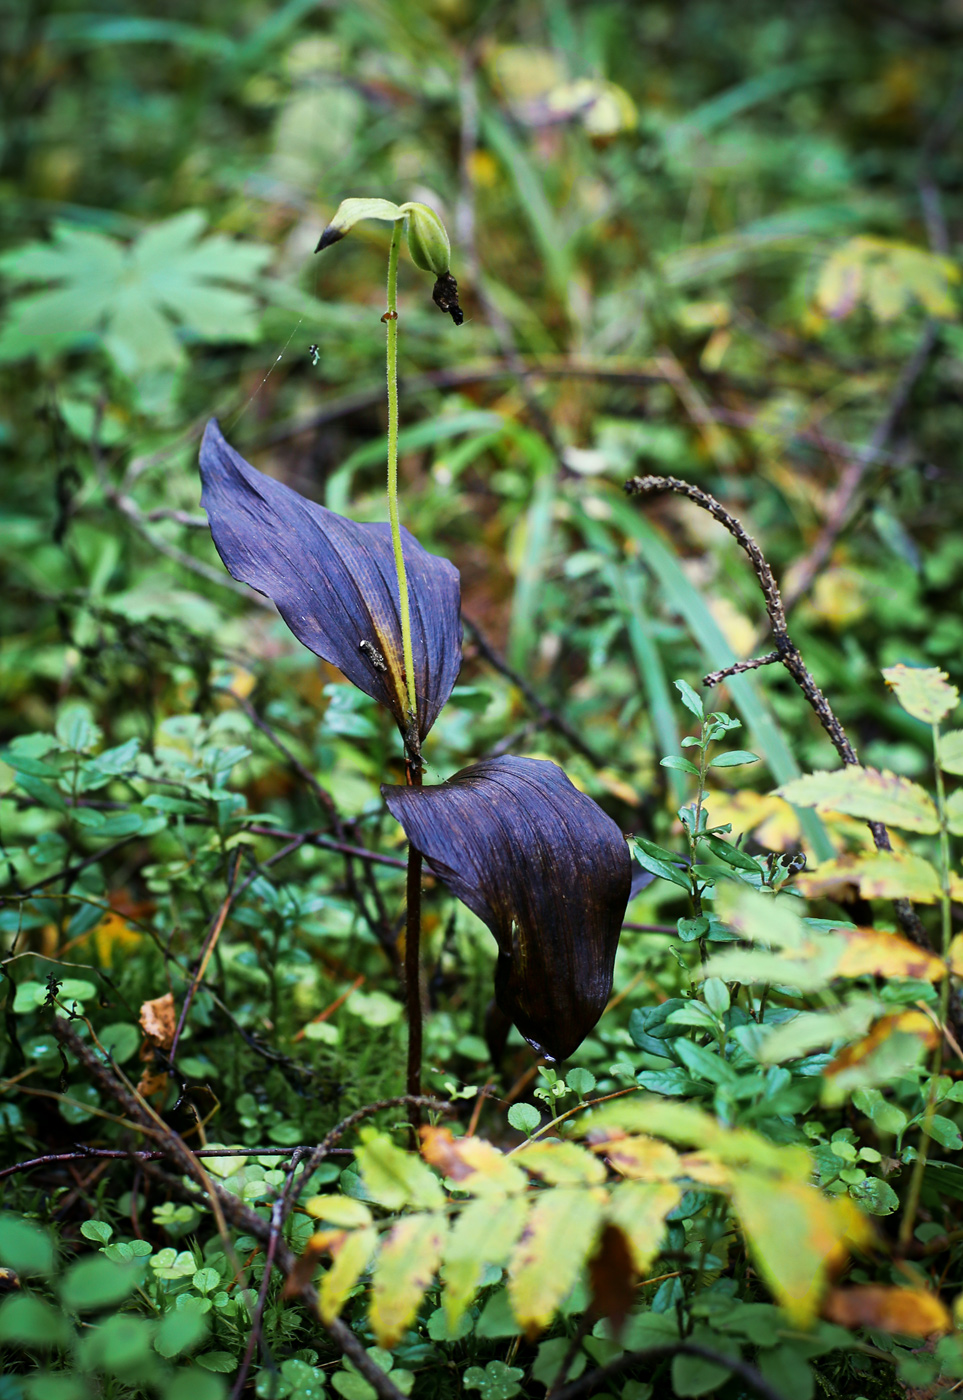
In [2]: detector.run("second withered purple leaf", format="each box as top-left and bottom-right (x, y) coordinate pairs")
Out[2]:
(383, 755), (632, 1061)
(199, 419), (461, 744)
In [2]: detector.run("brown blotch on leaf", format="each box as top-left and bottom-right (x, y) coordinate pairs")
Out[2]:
(588, 1223), (636, 1336)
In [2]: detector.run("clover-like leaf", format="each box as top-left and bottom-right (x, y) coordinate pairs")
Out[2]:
(383, 756), (631, 1060)
(199, 419), (461, 744)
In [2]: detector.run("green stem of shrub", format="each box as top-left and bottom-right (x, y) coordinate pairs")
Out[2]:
(898, 720), (953, 1253)
(385, 222), (418, 728)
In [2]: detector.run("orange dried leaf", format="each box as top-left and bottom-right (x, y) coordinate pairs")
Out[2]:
(139, 993), (176, 1050)
(825, 1285), (950, 1337)
(420, 1127), (526, 1196)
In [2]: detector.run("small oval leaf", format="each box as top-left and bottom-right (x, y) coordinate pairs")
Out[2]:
(199, 419), (461, 743)
(383, 756), (631, 1061)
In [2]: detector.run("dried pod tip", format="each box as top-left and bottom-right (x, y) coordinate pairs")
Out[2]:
(315, 225), (346, 253)
(403, 202), (451, 277)
(432, 271), (464, 326)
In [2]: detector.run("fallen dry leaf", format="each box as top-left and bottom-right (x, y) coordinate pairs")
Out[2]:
(139, 992), (176, 1051)
(825, 1284), (950, 1337)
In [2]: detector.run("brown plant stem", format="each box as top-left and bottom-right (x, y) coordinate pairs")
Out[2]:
(405, 760), (424, 1120)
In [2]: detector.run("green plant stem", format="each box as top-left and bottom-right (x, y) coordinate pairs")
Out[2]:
(898, 720), (954, 1254)
(385, 221), (418, 729)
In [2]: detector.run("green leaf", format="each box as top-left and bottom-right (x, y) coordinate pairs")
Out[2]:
(660, 755), (701, 776)
(633, 842), (691, 891)
(702, 835), (760, 872)
(672, 1329), (741, 1396)
(0, 1293), (73, 1349)
(60, 1255), (142, 1311)
(937, 729), (963, 776)
(776, 768), (939, 833)
(370, 1213), (446, 1347)
(674, 679), (704, 719)
(0, 1215), (56, 1276)
(946, 788), (963, 837)
(922, 1115), (963, 1151)
(317, 197), (405, 250)
(350, 1128), (445, 1211)
(532, 1337), (588, 1388)
(882, 664), (959, 725)
(709, 749), (759, 768)
(0, 214), (271, 376)
(507, 1102), (541, 1135)
(80, 1220), (113, 1245)
(154, 1297), (209, 1358)
(464, 1360), (524, 1400)
(849, 1177), (899, 1216)
(757, 1345), (815, 1400)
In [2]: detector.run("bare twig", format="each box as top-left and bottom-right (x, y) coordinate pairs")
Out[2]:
(0, 1144), (352, 1185)
(463, 614), (608, 770)
(624, 472), (930, 949)
(168, 849), (242, 1064)
(549, 1340), (788, 1400)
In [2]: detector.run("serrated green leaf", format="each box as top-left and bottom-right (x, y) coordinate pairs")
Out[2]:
(508, 1188), (605, 1336)
(938, 730), (963, 776)
(354, 1129), (444, 1210)
(882, 664), (959, 725)
(776, 767), (939, 833)
(319, 1226), (378, 1324)
(370, 1213), (446, 1347)
(442, 1196), (529, 1330)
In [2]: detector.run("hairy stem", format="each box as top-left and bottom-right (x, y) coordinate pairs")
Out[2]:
(386, 222), (418, 725)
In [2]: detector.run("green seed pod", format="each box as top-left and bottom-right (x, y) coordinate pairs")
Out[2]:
(403, 203), (451, 277)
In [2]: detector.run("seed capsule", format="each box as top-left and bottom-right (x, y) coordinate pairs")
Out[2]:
(404, 203), (451, 277)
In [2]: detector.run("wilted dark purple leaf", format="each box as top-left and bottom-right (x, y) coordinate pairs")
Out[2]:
(383, 755), (631, 1061)
(199, 418), (461, 744)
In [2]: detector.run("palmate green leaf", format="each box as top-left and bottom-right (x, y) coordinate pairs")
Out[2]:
(882, 665), (959, 725)
(0, 212), (271, 375)
(776, 767), (939, 833)
(370, 1214), (447, 1347)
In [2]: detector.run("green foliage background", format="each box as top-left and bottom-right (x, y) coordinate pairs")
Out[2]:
(1, 0), (963, 1397)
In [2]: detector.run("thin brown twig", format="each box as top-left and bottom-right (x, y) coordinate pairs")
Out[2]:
(463, 614), (609, 770)
(168, 849), (242, 1064)
(549, 1340), (786, 1400)
(624, 472), (930, 951)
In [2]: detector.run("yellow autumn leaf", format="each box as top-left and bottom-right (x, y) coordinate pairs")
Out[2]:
(605, 1181), (682, 1273)
(305, 1196), (373, 1229)
(508, 1188), (606, 1337)
(777, 767), (939, 834)
(598, 1134), (681, 1182)
(441, 1195), (529, 1330)
(807, 567), (869, 628)
(729, 1172), (870, 1325)
(512, 1140), (607, 1186)
(830, 926), (945, 982)
(821, 1011), (939, 1104)
(882, 664), (959, 725)
(370, 1213), (447, 1348)
(703, 791), (802, 853)
(318, 1226), (378, 1324)
(797, 851), (942, 904)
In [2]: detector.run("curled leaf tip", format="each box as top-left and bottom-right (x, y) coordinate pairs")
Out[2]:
(382, 755), (631, 1060)
(315, 225), (345, 253)
(198, 418), (461, 743)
